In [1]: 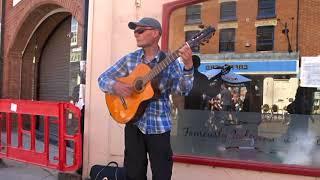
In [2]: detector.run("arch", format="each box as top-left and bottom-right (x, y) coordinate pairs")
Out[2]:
(5, 0), (83, 57)
(21, 8), (69, 55)
(20, 12), (71, 99)
(3, 0), (84, 98)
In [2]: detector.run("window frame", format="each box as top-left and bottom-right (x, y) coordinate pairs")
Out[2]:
(257, 0), (276, 19)
(220, 1), (237, 22)
(186, 4), (202, 24)
(219, 28), (236, 52)
(256, 26), (274, 51)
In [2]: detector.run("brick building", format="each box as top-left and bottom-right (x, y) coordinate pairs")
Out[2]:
(298, 0), (320, 56)
(1, 0), (85, 101)
(0, 0), (86, 148)
(166, 0), (319, 112)
(169, 0), (298, 54)
(168, 0), (320, 56)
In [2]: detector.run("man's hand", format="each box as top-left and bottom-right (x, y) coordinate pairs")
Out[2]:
(112, 81), (133, 97)
(178, 44), (193, 70)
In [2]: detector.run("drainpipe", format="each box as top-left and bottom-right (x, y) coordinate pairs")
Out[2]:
(82, 0), (89, 62)
(296, 0), (300, 53)
(0, 0), (6, 98)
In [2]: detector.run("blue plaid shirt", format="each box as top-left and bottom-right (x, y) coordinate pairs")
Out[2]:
(98, 49), (194, 134)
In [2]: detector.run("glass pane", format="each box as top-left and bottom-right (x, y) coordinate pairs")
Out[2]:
(257, 26), (274, 51)
(219, 29), (235, 52)
(69, 16), (86, 108)
(258, 0), (275, 17)
(167, 0), (320, 170)
(186, 5), (202, 24)
(220, 2), (236, 20)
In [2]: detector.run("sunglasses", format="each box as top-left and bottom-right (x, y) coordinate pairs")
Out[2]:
(134, 28), (154, 34)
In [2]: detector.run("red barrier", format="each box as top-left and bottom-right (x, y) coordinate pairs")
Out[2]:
(0, 99), (82, 172)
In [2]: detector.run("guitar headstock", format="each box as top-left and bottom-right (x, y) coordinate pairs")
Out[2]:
(186, 25), (216, 48)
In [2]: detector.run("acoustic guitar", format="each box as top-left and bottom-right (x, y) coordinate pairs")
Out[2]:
(105, 26), (216, 124)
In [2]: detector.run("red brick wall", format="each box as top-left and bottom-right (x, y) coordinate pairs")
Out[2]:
(298, 0), (320, 56)
(2, 0), (84, 98)
(168, 0), (299, 54)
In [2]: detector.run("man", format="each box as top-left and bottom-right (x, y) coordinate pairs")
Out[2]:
(184, 55), (209, 110)
(98, 17), (194, 180)
(220, 83), (232, 111)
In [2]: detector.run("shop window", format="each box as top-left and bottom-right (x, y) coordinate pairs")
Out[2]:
(163, 0), (320, 176)
(71, 17), (78, 46)
(220, 2), (237, 21)
(257, 0), (276, 19)
(219, 28), (235, 52)
(186, 5), (202, 24)
(256, 26), (274, 51)
(185, 30), (200, 52)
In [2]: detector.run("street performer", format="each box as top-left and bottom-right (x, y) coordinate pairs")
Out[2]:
(98, 17), (194, 180)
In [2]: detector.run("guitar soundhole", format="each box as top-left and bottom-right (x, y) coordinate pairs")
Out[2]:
(134, 78), (145, 93)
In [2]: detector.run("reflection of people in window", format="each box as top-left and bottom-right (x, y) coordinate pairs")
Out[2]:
(220, 83), (232, 111)
(242, 84), (261, 112)
(290, 87), (315, 115)
(184, 55), (209, 110)
(231, 90), (242, 111)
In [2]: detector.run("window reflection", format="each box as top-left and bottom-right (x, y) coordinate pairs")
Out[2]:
(256, 26), (274, 51)
(220, 1), (237, 21)
(167, 0), (320, 169)
(186, 5), (202, 24)
(219, 28), (235, 52)
(69, 16), (85, 110)
(258, 0), (276, 19)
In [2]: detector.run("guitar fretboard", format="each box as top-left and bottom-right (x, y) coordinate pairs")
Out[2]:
(143, 50), (180, 84)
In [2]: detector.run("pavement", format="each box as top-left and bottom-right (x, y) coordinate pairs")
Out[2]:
(0, 157), (84, 180)
(0, 159), (59, 180)
(0, 132), (83, 180)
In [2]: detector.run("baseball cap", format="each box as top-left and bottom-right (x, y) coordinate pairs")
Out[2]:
(128, 17), (162, 34)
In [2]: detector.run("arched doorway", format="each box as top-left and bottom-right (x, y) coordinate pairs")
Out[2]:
(16, 10), (84, 142)
(37, 16), (72, 102)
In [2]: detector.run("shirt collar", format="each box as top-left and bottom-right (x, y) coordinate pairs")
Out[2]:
(138, 48), (162, 63)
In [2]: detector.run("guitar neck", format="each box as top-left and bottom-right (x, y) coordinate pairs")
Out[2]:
(140, 26), (215, 86)
(143, 50), (180, 83)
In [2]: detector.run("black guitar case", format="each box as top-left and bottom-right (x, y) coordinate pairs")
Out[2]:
(89, 161), (126, 180)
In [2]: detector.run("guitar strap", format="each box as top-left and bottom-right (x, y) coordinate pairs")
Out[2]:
(149, 51), (167, 100)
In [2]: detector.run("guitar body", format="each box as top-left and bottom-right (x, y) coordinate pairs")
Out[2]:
(105, 63), (154, 124)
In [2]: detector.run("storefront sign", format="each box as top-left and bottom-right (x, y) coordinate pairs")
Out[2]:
(198, 60), (298, 74)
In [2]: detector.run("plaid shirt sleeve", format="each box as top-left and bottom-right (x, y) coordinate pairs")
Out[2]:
(168, 60), (194, 95)
(98, 56), (130, 93)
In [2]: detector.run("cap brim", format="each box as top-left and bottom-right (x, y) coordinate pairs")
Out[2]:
(128, 22), (152, 30)
(128, 22), (138, 29)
